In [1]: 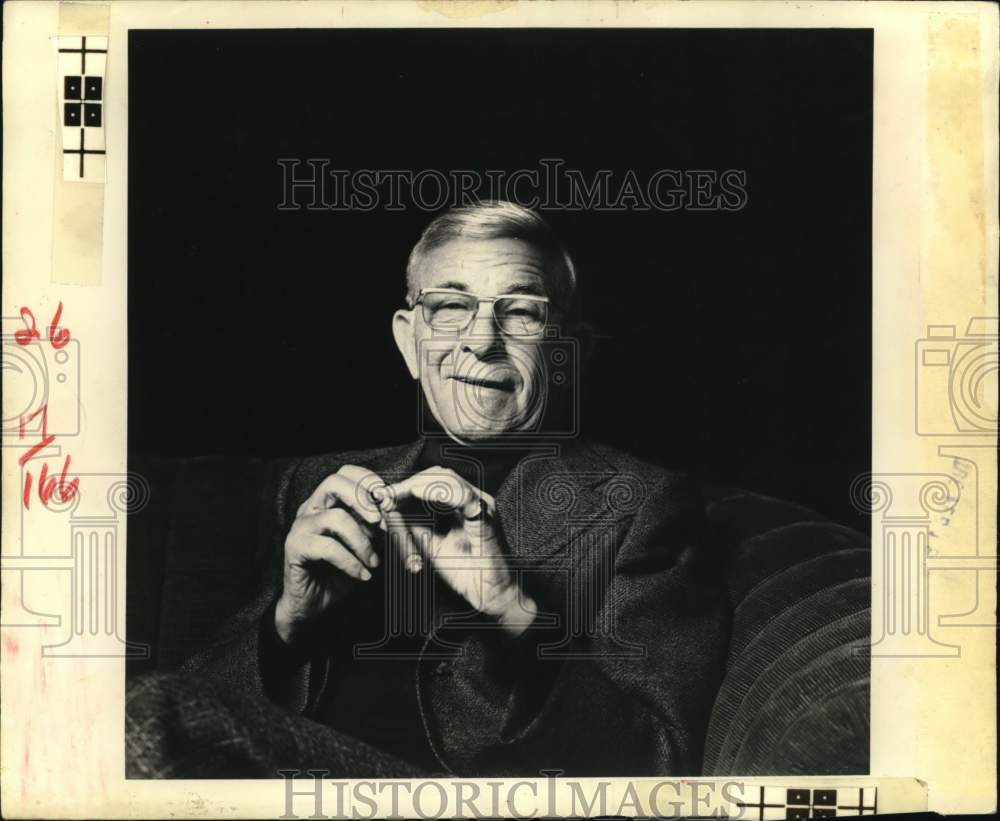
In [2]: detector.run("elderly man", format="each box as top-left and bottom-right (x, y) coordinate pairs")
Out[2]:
(127, 201), (728, 778)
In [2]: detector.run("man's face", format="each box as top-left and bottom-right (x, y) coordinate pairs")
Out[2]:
(395, 237), (552, 441)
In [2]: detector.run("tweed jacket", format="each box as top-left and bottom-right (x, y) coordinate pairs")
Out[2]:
(182, 438), (730, 776)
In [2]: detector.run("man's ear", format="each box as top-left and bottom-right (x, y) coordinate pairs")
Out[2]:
(392, 309), (420, 380)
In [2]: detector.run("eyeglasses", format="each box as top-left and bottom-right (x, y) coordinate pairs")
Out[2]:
(413, 288), (550, 337)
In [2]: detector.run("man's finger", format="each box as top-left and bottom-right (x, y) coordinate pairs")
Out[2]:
(336, 465), (400, 519)
(302, 471), (384, 525)
(305, 508), (380, 569)
(382, 510), (429, 574)
(298, 533), (373, 581)
(386, 469), (495, 520)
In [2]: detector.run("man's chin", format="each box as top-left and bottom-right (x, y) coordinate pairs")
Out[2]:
(439, 421), (512, 441)
(424, 385), (542, 441)
(436, 413), (538, 442)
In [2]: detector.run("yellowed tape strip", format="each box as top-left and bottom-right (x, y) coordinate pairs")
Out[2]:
(926, 13), (987, 305)
(58, 2), (109, 34)
(51, 3), (110, 286)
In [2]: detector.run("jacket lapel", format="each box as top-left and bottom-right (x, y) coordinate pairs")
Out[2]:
(495, 440), (621, 566)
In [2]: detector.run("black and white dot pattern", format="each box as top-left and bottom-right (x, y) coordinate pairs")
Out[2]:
(57, 35), (108, 181)
(732, 786), (878, 820)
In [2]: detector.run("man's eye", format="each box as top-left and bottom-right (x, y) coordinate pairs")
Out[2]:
(439, 302), (469, 311)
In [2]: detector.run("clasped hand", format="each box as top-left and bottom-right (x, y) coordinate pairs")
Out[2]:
(276, 465), (537, 645)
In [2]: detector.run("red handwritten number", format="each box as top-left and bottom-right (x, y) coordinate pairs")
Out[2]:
(37, 458), (80, 507)
(14, 307), (40, 345)
(14, 303), (71, 349)
(18, 405), (55, 464)
(15, 303), (78, 508)
(18, 404), (79, 509)
(47, 301), (70, 349)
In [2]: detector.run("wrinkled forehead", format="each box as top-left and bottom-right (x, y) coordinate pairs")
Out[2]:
(413, 237), (550, 296)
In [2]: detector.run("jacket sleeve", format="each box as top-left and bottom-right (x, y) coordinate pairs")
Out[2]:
(418, 475), (731, 777)
(178, 457), (332, 714)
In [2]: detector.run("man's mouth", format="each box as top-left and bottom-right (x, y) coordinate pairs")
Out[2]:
(449, 373), (517, 391)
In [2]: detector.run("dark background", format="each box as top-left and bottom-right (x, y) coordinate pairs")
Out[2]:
(128, 28), (872, 530)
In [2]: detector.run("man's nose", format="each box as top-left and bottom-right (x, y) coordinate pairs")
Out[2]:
(460, 302), (503, 355)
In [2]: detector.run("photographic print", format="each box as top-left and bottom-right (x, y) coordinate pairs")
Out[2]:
(122, 24), (874, 781)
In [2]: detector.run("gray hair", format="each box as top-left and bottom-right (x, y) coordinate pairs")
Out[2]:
(404, 201), (577, 312)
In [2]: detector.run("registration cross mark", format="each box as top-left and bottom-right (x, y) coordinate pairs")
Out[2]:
(735, 786), (786, 821)
(63, 128), (106, 179)
(57, 35), (107, 74)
